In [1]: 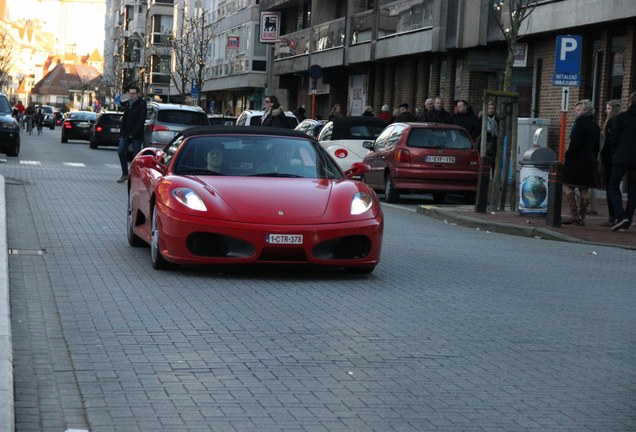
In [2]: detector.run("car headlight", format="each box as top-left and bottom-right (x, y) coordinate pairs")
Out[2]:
(351, 192), (373, 215)
(172, 188), (207, 211)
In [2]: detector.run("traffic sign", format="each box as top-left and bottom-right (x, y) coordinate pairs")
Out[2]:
(553, 35), (582, 86)
(561, 87), (569, 112)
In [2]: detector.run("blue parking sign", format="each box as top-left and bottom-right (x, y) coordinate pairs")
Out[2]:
(553, 35), (582, 86)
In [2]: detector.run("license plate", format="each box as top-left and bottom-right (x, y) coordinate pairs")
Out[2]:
(77, 122), (90, 128)
(266, 234), (303, 244)
(111, 127), (120, 133)
(425, 155), (455, 163)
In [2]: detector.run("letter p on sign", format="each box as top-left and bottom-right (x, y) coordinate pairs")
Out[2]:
(555, 35), (582, 74)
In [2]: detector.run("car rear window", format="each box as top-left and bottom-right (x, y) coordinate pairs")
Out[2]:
(99, 114), (123, 126)
(407, 128), (473, 150)
(157, 110), (208, 126)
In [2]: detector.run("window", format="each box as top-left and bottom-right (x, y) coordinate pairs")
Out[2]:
(609, 34), (625, 100)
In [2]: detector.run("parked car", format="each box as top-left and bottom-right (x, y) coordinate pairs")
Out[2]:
(316, 116), (389, 172)
(361, 122), (480, 203)
(207, 115), (237, 126)
(235, 109), (299, 128)
(89, 111), (124, 148)
(144, 102), (209, 148)
(61, 111), (98, 143)
(37, 105), (55, 129)
(127, 126), (383, 273)
(295, 119), (327, 138)
(0, 92), (20, 156)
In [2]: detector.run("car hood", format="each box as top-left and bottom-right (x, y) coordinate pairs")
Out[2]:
(197, 177), (335, 223)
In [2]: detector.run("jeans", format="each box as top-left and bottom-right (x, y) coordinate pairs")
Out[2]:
(607, 164), (636, 223)
(117, 137), (142, 176)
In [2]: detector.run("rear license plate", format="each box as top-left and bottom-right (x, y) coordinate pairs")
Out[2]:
(77, 122), (90, 128)
(266, 234), (303, 244)
(111, 127), (120, 133)
(425, 155), (455, 163)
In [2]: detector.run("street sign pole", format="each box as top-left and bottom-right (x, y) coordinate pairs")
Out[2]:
(559, 87), (569, 161)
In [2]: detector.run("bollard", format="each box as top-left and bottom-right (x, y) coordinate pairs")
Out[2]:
(475, 156), (492, 213)
(546, 162), (563, 227)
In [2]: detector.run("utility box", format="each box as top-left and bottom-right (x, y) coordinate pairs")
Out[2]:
(518, 147), (557, 215)
(516, 118), (550, 177)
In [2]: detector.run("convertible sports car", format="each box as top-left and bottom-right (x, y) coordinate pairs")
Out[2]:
(127, 126), (384, 273)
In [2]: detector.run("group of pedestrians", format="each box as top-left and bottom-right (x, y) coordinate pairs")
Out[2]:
(562, 93), (636, 232)
(12, 100), (45, 134)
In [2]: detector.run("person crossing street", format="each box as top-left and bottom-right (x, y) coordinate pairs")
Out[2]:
(117, 86), (147, 183)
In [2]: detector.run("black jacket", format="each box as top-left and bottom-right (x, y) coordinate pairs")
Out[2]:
(611, 103), (636, 168)
(419, 108), (452, 124)
(563, 111), (600, 187)
(120, 98), (147, 140)
(451, 109), (481, 140)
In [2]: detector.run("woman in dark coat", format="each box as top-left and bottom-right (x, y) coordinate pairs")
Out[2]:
(562, 99), (601, 225)
(261, 95), (287, 127)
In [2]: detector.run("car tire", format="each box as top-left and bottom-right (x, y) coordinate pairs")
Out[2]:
(384, 174), (400, 203)
(432, 193), (447, 203)
(49, 125), (54, 130)
(127, 192), (145, 247)
(151, 205), (176, 270)
(5, 137), (19, 157)
(61, 134), (68, 143)
(89, 138), (97, 149)
(464, 192), (476, 205)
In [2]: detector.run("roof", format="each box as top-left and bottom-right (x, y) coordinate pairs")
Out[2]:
(31, 63), (101, 96)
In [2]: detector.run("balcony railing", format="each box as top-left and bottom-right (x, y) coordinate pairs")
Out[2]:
(274, 28), (310, 59)
(313, 18), (345, 52)
(350, 10), (374, 45)
(379, 0), (433, 38)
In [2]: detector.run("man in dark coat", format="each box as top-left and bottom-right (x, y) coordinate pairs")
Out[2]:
(562, 99), (600, 225)
(608, 92), (636, 231)
(394, 103), (416, 122)
(423, 97), (452, 123)
(451, 100), (480, 140)
(117, 86), (147, 183)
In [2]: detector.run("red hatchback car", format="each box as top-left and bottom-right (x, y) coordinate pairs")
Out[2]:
(362, 122), (480, 203)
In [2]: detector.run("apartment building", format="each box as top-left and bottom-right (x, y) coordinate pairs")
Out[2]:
(261, 0), (636, 147)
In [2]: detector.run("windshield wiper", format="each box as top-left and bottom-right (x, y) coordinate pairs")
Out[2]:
(178, 167), (223, 176)
(248, 172), (304, 178)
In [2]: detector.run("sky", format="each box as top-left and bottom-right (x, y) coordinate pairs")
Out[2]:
(6, 0), (105, 54)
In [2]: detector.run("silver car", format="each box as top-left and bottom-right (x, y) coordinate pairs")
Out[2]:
(143, 102), (208, 148)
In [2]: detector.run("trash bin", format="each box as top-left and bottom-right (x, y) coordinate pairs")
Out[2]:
(518, 147), (557, 215)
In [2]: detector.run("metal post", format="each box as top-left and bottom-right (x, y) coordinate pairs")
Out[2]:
(475, 156), (492, 213)
(546, 162), (564, 227)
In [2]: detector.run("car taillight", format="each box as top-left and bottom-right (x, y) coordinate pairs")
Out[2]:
(334, 148), (348, 159)
(151, 124), (170, 132)
(395, 148), (410, 163)
(63, 121), (72, 129)
(96, 126), (103, 132)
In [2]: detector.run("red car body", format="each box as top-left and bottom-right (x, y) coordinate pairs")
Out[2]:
(362, 122), (480, 203)
(127, 126), (383, 273)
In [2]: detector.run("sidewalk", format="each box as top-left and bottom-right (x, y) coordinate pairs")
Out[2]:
(417, 192), (636, 251)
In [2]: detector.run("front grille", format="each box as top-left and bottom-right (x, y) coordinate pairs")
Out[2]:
(312, 235), (371, 260)
(186, 232), (254, 258)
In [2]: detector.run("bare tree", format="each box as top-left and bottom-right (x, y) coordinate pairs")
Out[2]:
(169, 9), (211, 105)
(0, 28), (15, 90)
(491, 0), (538, 92)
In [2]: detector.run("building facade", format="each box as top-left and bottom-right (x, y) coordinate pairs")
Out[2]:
(260, 0), (636, 148)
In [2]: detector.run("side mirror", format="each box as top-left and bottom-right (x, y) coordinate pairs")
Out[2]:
(362, 140), (374, 149)
(343, 162), (371, 179)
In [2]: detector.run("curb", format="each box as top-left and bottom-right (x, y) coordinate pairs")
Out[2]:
(0, 176), (13, 432)
(416, 205), (628, 246)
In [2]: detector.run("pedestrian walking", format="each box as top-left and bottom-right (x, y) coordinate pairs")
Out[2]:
(328, 104), (342, 120)
(425, 97), (452, 123)
(416, 98), (434, 122)
(599, 99), (622, 226)
(117, 86), (147, 183)
(451, 100), (481, 140)
(478, 101), (499, 164)
(562, 99), (601, 225)
(608, 92), (636, 231)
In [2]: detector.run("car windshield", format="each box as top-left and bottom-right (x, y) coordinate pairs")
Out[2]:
(0, 97), (11, 113)
(172, 135), (343, 179)
(157, 110), (208, 126)
(407, 128), (474, 150)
